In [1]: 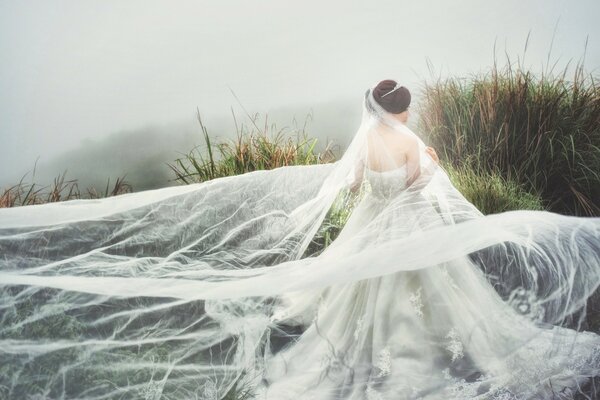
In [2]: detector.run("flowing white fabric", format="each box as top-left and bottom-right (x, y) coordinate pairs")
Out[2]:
(1, 84), (600, 399)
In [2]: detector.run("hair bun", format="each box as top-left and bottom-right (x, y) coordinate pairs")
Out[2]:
(373, 79), (411, 114)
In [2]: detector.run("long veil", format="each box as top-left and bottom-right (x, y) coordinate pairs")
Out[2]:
(1, 83), (600, 399)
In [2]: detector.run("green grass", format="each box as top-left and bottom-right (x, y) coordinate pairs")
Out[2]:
(443, 160), (545, 215)
(304, 187), (362, 257)
(167, 108), (336, 184)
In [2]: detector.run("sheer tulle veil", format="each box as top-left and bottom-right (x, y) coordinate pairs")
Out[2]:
(1, 82), (600, 399)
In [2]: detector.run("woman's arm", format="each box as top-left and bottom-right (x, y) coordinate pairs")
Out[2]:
(405, 139), (421, 187)
(349, 159), (364, 193)
(405, 141), (440, 189)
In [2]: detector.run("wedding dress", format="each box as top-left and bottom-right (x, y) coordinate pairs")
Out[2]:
(259, 163), (600, 399)
(1, 84), (600, 400)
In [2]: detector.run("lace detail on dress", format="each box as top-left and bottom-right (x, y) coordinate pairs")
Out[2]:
(440, 368), (520, 400)
(200, 379), (218, 400)
(354, 315), (365, 341)
(507, 287), (545, 322)
(500, 332), (600, 393)
(445, 328), (464, 362)
(365, 166), (408, 199)
(375, 346), (392, 377)
(409, 286), (425, 318)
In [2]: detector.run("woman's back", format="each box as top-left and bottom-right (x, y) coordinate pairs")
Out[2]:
(366, 124), (420, 185)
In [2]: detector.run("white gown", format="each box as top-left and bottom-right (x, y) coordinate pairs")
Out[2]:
(258, 165), (600, 400)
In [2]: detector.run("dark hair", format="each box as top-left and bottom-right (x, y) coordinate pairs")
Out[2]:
(372, 79), (411, 114)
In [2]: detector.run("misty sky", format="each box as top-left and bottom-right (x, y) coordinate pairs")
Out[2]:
(1, 0), (599, 187)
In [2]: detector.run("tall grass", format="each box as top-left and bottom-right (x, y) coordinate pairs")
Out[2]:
(444, 162), (544, 215)
(0, 168), (132, 208)
(167, 108), (337, 184)
(419, 57), (600, 216)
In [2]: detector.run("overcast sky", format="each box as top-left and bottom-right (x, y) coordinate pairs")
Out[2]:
(1, 0), (599, 187)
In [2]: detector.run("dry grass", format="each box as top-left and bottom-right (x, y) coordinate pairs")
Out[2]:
(419, 47), (600, 216)
(167, 107), (337, 184)
(1, 166), (132, 208)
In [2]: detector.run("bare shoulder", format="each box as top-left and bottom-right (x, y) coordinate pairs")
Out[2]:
(380, 129), (418, 152)
(369, 125), (419, 161)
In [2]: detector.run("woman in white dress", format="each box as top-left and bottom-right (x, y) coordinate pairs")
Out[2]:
(256, 80), (600, 399)
(0, 79), (599, 399)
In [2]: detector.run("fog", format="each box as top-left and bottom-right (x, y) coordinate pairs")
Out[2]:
(1, 0), (598, 191)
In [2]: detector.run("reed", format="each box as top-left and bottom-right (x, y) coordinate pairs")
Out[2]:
(419, 54), (600, 216)
(0, 169), (132, 208)
(167, 108), (337, 184)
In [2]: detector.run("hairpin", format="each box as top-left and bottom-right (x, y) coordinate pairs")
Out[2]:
(381, 83), (401, 98)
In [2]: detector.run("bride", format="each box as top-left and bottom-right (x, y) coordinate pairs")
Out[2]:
(256, 81), (600, 399)
(0, 79), (600, 399)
